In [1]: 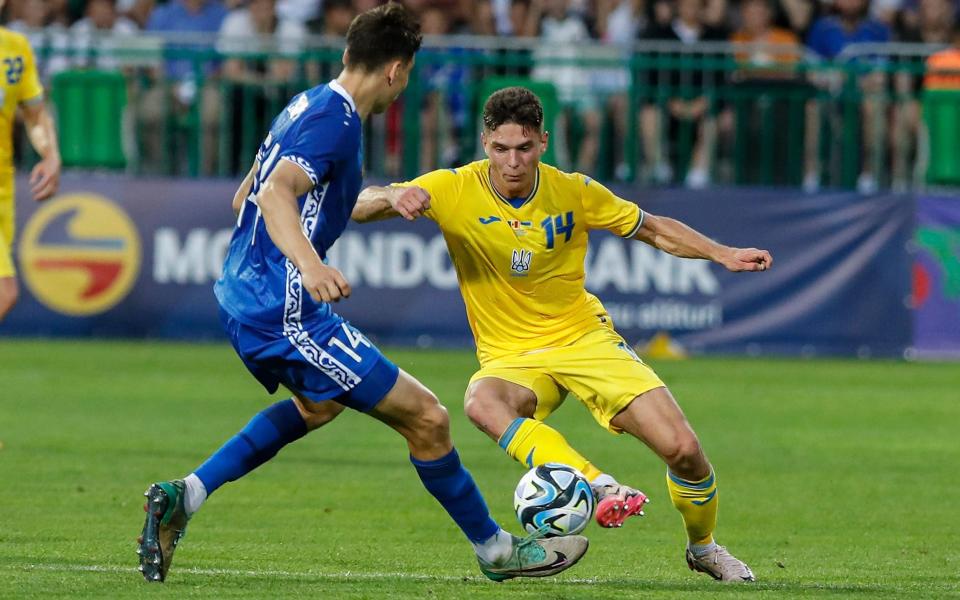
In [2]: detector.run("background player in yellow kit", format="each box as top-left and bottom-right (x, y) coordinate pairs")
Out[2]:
(0, 18), (61, 321)
(353, 87), (772, 582)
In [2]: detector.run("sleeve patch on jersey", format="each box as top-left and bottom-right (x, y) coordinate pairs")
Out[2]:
(623, 209), (645, 238)
(281, 155), (319, 185)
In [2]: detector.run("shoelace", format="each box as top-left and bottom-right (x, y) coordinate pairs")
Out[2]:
(514, 524), (551, 565)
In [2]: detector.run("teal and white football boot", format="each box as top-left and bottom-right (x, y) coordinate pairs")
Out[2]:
(137, 480), (189, 582)
(478, 528), (588, 582)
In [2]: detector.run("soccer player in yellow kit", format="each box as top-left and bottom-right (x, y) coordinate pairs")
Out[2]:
(0, 22), (61, 321)
(354, 87), (771, 582)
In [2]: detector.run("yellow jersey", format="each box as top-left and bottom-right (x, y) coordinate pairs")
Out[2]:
(0, 28), (44, 190)
(400, 160), (644, 365)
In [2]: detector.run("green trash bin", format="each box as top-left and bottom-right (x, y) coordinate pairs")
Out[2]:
(51, 69), (127, 169)
(475, 77), (560, 167)
(923, 89), (960, 186)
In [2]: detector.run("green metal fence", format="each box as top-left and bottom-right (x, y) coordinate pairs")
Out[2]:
(17, 32), (960, 190)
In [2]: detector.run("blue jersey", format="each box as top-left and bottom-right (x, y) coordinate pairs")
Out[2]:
(215, 81), (362, 330)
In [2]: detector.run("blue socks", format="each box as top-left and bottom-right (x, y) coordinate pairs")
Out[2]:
(411, 448), (500, 544)
(190, 401), (501, 550)
(194, 399), (308, 495)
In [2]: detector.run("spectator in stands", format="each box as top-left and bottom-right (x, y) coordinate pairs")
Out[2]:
(469, 0), (497, 35)
(773, 0), (818, 38)
(648, 0), (673, 29)
(323, 0), (356, 36)
(276, 0), (322, 31)
(703, 0), (730, 29)
(404, 0), (470, 29)
(890, 0), (956, 188)
(871, 0), (906, 26)
(728, 0), (804, 94)
(595, 0), (644, 179)
(806, 0), (890, 58)
(641, 0), (728, 188)
(122, 0), (157, 29)
(722, 0), (813, 185)
(805, 0), (890, 193)
(597, 0), (645, 41)
(217, 0), (307, 171)
(730, 0), (801, 68)
(529, 0), (603, 173)
(218, 0), (305, 83)
(304, 0), (354, 83)
(140, 0), (227, 175)
(6, 0), (70, 79)
(924, 20), (960, 89)
(417, 7), (470, 170)
(70, 0), (140, 71)
(893, 0), (960, 40)
(49, 0), (72, 25)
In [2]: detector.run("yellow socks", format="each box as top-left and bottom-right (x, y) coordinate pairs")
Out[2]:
(666, 469), (718, 545)
(498, 418), (602, 481)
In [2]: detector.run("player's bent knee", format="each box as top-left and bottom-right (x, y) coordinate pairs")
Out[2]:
(399, 401), (451, 455)
(416, 402), (450, 439)
(464, 382), (534, 429)
(462, 391), (489, 426)
(663, 433), (707, 476)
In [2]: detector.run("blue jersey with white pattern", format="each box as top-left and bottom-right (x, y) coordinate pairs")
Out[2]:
(215, 82), (362, 329)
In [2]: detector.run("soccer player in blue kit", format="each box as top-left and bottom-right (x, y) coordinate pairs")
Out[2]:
(136, 3), (588, 584)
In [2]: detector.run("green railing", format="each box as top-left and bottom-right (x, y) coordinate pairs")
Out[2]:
(17, 32), (960, 190)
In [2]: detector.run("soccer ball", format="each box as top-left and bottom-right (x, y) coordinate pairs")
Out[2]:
(514, 463), (595, 537)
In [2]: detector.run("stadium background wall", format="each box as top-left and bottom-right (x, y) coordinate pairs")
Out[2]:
(5, 174), (957, 359)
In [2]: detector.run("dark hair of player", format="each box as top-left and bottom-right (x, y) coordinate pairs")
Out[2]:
(345, 2), (423, 72)
(482, 87), (544, 132)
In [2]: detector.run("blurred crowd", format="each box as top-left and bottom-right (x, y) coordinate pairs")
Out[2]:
(2, 0), (957, 45)
(2, 0), (959, 188)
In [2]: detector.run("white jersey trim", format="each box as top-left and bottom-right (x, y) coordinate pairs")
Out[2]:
(280, 155), (319, 186)
(328, 79), (357, 114)
(281, 181), (361, 391)
(623, 208), (645, 239)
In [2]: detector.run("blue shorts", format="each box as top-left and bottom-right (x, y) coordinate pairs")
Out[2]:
(219, 307), (400, 413)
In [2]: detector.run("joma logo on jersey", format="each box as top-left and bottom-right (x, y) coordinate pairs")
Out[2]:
(511, 249), (532, 276)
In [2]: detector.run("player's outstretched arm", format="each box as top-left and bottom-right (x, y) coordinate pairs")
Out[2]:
(354, 185), (430, 222)
(21, 100), (61, 202)
(258, 160), (351, 302)
(635, 213), (773, 272)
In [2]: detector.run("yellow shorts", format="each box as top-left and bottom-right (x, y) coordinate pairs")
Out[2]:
(0, 195), (14, 278)
(468, 325), (665, 434)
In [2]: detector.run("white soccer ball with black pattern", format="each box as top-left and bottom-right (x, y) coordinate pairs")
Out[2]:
(514, 463), (595, 537)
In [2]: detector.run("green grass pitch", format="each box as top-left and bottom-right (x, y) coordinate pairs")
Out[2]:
(0, 339), (958, 599)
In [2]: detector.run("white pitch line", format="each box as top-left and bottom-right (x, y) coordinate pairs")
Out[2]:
(8, 563), (603, 584)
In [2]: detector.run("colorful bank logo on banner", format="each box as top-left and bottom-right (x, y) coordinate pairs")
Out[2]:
(913, 227), (960, 306)
(19, 194), (141, 316)
(912, 196), (960, 356)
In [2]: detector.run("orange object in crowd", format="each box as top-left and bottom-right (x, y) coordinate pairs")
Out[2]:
(924, 48), (960, 90)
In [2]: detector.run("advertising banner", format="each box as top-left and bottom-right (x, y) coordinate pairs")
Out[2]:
(911, 196), (960, 358)
(3, 175), (914, 356)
